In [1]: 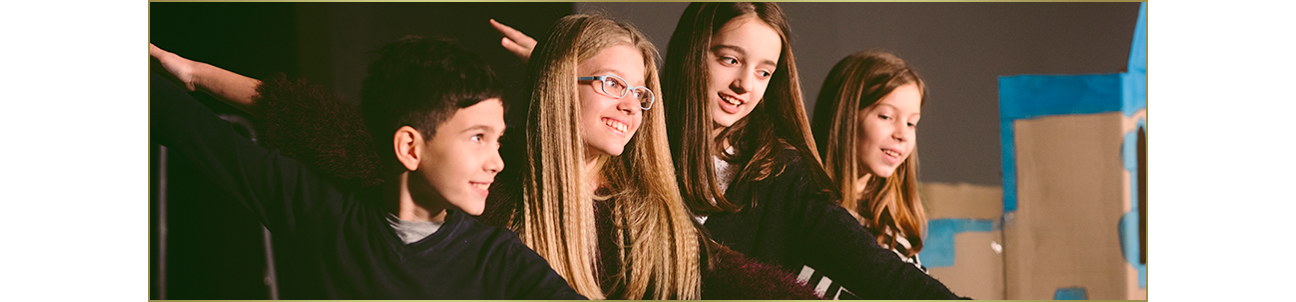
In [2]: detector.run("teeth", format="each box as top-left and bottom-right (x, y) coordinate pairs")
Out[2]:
(883, 149), (899, 157)
(720, 95), (742, 106)
(604, 118), (628, 133)
(472, 183), (490, 191)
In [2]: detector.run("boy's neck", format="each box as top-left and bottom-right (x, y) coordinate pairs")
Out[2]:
(385, 171), (449, 223)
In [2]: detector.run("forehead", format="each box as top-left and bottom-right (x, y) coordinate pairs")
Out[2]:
(578, 44), (646, 84)
(712, 16), (782, 65)
(440, 98), (506, 131)
(873, 84), (923, 112)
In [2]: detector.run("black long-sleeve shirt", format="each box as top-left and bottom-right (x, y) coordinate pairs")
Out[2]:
(704, 149), (964, 299)
(150, 73), (584, 300)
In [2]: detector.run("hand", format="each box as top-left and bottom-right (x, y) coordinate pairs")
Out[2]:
(489, 19), (536, 63)
(149, 43), (199, 91)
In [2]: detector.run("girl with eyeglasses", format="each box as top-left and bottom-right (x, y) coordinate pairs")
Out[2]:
(479, 13), (818, 299)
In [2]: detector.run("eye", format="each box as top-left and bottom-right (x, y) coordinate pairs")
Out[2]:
(756, 70), (773, 79)
(907, 122), (918, 127)
(471, 134), (485, 144)
(720, 56), (738, 65)
(605, 77), (626, 90)
(878, 114), (892, 121)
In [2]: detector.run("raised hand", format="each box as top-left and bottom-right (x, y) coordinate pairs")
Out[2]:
(490, 19), (536, 63)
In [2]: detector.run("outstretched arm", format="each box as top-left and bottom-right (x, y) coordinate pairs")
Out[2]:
(489, 19), (536, 63)
(149, 43), (262, 115)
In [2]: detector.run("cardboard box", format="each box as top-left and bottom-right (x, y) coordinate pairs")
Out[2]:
(919, 182), (1006, 300)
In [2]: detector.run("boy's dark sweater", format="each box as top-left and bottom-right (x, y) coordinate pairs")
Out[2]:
(150, 73), (584, 300)
(704, 148), (964, 300)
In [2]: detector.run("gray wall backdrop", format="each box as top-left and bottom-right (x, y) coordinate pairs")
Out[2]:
(152, 2), (1142, 188)
(578, 2), (1142, 186)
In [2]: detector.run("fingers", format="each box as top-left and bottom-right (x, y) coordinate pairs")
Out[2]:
(490, 19), (536, 63)
(489, 19), (536, 49)
(149, 43), (167, 59)
(500, 37), (530, 56)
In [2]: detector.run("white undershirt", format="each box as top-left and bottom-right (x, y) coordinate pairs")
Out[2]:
(386, 212), (444, 244)
(696, 147), (738, 225)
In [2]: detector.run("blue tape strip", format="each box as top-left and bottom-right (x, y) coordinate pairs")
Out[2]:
(1054, 287), (1089, 300)
(999, 74), (1126, 121)
(1128, 2), (1147, 73)
(918, 219), (996, 268)
(1122, 72), (1147, 116)
(1000, 120), (1017, 212)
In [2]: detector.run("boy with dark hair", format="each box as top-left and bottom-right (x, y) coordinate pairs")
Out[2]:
(149, 36), (583, 299)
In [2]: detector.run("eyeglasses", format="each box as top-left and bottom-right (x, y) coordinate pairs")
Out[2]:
(577, 74), (655, 110)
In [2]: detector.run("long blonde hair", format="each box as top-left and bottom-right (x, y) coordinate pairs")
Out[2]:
(508, 13), (703, 299)
(810, 51), (928, 257)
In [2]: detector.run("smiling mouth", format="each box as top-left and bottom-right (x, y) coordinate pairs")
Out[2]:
(603, 117), (629, 134)
(881, 148), (904, 164)
(718, 93), (745, 113)
(470, 182), (491, 192)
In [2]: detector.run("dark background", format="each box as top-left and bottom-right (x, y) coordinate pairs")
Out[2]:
(149, 2), (1141, 299)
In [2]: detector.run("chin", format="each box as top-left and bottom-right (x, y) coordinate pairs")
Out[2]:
(710, 115), (735, 128)
(868, 167), (896, 178)
(596, 144), (626, 157)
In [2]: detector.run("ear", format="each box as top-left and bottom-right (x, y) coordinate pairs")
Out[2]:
(392, 126), (424, 171)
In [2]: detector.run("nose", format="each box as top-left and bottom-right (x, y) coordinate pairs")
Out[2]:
(892, 124), (912, 142)
(730, 70), (753, 94)
(616, 95), (640, 116)
(485, 146), (504, 174)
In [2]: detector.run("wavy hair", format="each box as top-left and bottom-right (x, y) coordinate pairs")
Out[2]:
(810, 51), (928, 257)
(663, 2), (830, 214)
(500, 13), (704, 299)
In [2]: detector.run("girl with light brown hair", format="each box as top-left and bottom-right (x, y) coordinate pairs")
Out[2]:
(811, 51), (929, 269)
(660, 2), (962, 300)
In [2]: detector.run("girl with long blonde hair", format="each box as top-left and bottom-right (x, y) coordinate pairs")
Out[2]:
(482, 13), (818, 300)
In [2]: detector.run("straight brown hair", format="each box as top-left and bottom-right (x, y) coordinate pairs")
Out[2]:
(662, 2), (830, 215)
(810, 51), (928, 257)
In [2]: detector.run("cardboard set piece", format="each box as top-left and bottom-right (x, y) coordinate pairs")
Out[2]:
(918, 3), (1146, 300)
(995, 2), (1146, 300)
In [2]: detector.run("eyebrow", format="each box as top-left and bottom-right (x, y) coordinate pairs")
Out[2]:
(588, 68), (647, 86)
(460, 124), (498, 134)
(712, 44), (778, 67)
(590, 68), (626, 77)
(874, 103), (921, 115)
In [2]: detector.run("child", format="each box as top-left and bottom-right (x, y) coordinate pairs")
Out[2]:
(812, 51), (930, 272)
(148, 36), (583, 299)
(659, 3), (963, 299)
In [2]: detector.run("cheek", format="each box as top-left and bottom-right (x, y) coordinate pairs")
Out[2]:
(706, 65), (727, 91)
(631, 115), (645, 134)
(753, 82), (771, 101)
